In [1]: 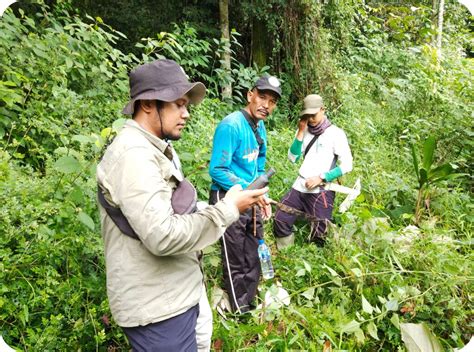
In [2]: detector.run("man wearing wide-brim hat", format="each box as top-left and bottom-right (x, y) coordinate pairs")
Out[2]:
(273, 94), (353, 248)
(97, 59), (268, 350)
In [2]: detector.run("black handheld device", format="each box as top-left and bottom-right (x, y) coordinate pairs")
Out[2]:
(246, 168), (276, 190)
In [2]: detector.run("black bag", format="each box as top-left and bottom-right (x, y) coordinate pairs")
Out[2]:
(170, 178), (197, 215)
(97, 178), (197, 240)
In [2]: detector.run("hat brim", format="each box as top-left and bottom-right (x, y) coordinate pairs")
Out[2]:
(122, 82), (206, 115)
(300, 107), (321, 116)
(254, 86), (282, 99)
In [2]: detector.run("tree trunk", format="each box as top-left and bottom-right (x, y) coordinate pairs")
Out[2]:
(436, 0), (445, 63)
(431, 0), (444, 64)
(251, 18), (268, 68)
(219, 0), (232, 100)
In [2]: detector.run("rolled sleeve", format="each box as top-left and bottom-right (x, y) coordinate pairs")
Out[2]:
(288, 138), (303, 163)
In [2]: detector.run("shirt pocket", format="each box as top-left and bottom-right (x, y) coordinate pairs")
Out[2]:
(315, 141), (328, 153)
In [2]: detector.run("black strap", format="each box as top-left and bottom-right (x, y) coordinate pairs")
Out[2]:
(304, 135), (318, 157)
(97, 186), (139, 240)
(98, 140), (196, 241)
(96, 132), (140, 239)
(240, 109), (264, 147)
(96, 141), (174, 241)
(98, 182), (202, 266)
(98, 178), (197, 241)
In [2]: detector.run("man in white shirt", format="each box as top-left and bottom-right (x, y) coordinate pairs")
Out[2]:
(273, 94), (353, 248)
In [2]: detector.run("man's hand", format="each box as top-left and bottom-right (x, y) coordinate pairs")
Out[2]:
(223, 185), (270, 213)
(305, 176), (324, 190)
(296, 117), (308, 140)
(261, 203), (272, 220)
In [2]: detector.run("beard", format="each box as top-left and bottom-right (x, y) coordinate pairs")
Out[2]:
(164, 131), (182, 141)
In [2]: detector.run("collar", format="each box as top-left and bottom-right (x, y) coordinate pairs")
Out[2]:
(240, 109), (263, 147)
(125, 119), (174, 160)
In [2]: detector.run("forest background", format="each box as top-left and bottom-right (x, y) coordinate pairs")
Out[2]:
(0, 0), (472, 350)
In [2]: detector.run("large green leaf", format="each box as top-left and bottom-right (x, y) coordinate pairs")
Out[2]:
(428, 163), (454, 184)
(422, 136), (436, 172)
(385, 299), (398, 311)
(301, 287), (315, 300)
(362, 295), (374, 314)
(72, 134), (95, 145)
(53, 155), (81, 174)
(366, 322), (379, 340)
(341, 320), (361, 333)
(180, 152), (194, 162)
(400, 323), (442, 352)
(419, 168), (428, 188)
(77, 211), (95, 231)
(410, 143), (420, 182)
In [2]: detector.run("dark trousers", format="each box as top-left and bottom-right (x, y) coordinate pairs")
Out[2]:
(209, 190), (263, 313)
(122, 304), (199, 352)
(273, 188), (335, 244)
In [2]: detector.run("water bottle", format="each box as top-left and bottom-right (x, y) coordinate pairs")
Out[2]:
(246, 168), (276, 190)
(258, 239), (274, 279)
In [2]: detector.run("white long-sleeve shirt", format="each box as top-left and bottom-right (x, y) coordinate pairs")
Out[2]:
(289, 125), (353, 193)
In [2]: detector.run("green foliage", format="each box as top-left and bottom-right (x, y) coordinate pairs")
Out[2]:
(411, 136), (462, 223)
(138, 24), (213, 84)
(333, 18), (473, 231)
(137, 24), (271, 106)
(211, 215), (472, 350)
(0, 6), (131, 169)
(367, 3), (435, 45)
(174, 98), (231, 199)
(0, 150), (127, 350)
(69, 0), (220, 55)
(1, 2), (472, 351)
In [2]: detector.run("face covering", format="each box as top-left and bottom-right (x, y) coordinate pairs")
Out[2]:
(307, 115), (331, 136)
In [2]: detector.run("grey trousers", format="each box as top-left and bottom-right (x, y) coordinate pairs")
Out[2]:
(273, 188), (335, 245)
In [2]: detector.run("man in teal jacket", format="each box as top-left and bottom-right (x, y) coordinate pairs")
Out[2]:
(209, 75), (281, 313)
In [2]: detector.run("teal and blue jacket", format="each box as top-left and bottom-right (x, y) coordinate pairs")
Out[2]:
(209, 111), (267, 191)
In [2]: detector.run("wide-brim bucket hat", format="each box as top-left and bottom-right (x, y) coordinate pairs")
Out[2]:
(300, 94), (323, 116)
(122, 59), (206, 115)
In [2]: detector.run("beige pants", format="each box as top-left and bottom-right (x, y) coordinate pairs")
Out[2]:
(196, 285), (213, 352)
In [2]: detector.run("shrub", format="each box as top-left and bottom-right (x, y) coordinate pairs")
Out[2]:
(0, 6), (132, 170)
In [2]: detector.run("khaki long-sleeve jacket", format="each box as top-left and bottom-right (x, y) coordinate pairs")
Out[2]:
(97, 120), (239, 327)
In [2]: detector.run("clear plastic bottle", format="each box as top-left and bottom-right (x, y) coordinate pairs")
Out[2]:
(258, 239), (274, 279)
